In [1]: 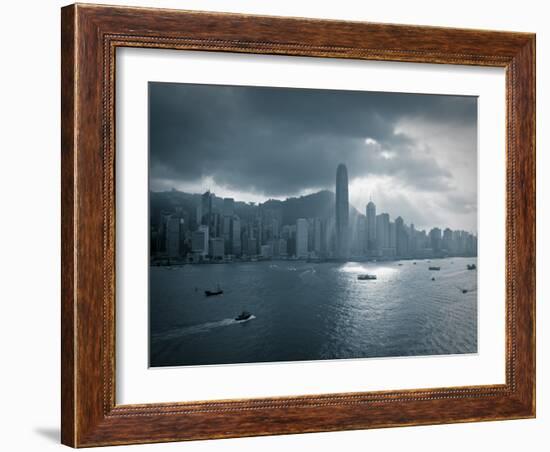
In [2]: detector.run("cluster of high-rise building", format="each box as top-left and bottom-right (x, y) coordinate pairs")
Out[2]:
(151, 164), (477, 263)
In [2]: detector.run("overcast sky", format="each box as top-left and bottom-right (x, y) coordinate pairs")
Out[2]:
(149, 82), (477, 232)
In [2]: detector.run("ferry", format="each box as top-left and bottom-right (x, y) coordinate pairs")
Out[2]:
(358, 274), (377, 280)
(428, 266), (441, 271)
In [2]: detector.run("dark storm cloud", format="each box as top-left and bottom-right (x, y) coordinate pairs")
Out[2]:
(149, 82), (476, 198)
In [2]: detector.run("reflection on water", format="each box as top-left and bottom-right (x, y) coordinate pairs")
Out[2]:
(149, 257), (478, 367)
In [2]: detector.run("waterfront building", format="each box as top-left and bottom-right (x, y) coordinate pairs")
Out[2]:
(296, 218), (309, 258)
(442, 227), (453, 253)
(335, 163), (350, 259)
(278, 238), (288, 257)
(409, 223), (418, 254)
(260, 244), (273, 258)
(395, 216), (408, 257)
(247, 237), (258, 256)
(376, 213), (390, 250)
(166, 216), (181, 258)
(389, 221), (396, 250)
(429, 227), (442, 253)
(232, 215), (241, 256)
(209, 237), (225, 259)
(191, 225), (209, 257)
(313, 217), (323, 255)
(366, 201), (377, 252)
(355, 216), (367, 255)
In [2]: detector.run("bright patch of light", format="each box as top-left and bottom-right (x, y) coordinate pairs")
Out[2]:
(339, 263), (398, 277)
(364, 137), (378, 145)
(380, 151), (395, 160)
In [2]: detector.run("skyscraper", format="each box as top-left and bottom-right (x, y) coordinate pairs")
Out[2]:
(429, 227), (442, 253)
(166, 216), (181, 258)
(296, 218), (309, 258)
(395, 216), (408, 257)
(376, 213), (390, 250)
(335, 163), (349, 259)
(232, 215), (241, 256)
(222, 197), (235, 217)
(366, 201), (376, 251)
(191, 225), (209, 257)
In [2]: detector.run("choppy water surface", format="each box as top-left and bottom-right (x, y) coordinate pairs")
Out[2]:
(150, 257), (477, 367)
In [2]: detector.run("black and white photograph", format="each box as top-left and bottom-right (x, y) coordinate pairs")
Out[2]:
(148, 82), (479, 367)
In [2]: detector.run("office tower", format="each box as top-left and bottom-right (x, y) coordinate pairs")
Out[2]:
(376, 213), (390, 250)
(429, 227), (442, 253)
(389, 221), (396, 249)
(260, 244), (273, 258)
(356, 216), (367, 255)
(278, 238), (288, 257)
(209, 237), (225, 259)
(166, 216), (181, 258)
(366, 200), (376, 251)
(223, 197), (235, 217)
(395, 216), (408, 257)
(296, 218), (309, 258)
(335, 163), (349, 259)
(409, 223), (417, 254)
(222, 215), (232, 249)
(313, 217), (322, 255)
(232, 215), (241, 256)
(247, 237), (258, 256)
(199, 191), (213, 227)
(191, 225), (209, 257)
(442, 227), (453, 253)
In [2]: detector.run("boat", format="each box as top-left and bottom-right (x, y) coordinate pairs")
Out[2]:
(467, 264), (477, 270)
(205, 285), (223, 296)
(358, 274), (377, 280)
(428, 266), (441, 271)
(235, 311), (252, 321)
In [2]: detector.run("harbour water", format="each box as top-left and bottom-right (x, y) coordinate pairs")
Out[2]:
(149, 257), (478, 367)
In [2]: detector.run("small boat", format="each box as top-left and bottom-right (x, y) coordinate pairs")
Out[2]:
(235, 311), (252, 321)
(461, 289), (468, 294)
(205, 285), (223, 296)
(428, 266), (441, 271)
(431, 277), (436, 281)
(358, 274), (377, 280)
(467, 264), (477, 270)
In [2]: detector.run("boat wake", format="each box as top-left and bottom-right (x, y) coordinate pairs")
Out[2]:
(152, 316), (256, 341)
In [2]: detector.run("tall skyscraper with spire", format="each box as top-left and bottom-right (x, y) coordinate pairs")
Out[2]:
(335, 163), (349, 259)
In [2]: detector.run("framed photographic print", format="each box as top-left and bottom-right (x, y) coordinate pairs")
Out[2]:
(61, 3), (536, 447)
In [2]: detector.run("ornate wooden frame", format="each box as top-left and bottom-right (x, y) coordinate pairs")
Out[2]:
(61, 3), (536, 447)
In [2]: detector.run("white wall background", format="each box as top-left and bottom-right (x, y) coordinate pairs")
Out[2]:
(0, 1), (545, 450)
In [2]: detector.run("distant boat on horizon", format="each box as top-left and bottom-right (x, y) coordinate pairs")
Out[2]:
(358, 274), (377, 280)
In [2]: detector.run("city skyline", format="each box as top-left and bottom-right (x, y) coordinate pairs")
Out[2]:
(150, 163), (477, 263)
(150, 82), (477, 233)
